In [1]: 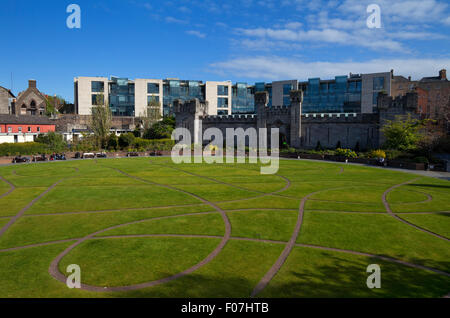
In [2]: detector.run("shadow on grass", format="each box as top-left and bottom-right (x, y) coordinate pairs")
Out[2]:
(258, 254), (450, 298)
(112, 255), (450, 298)
(409, 183), (450, 190)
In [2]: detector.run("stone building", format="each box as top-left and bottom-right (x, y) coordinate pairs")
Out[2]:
(0, 86), (15, 115)
(15, 80), (47, 116)
(174, 88), (421, 151)
(392, 69), (449, 120)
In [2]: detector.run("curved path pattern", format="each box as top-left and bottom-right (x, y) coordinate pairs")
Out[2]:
(0, 180), (63, 237)
(0, 175), (15, 200)
(382, 179), (450, 242)
(0, 159), (448, 297)
(48, 167), (232, 292)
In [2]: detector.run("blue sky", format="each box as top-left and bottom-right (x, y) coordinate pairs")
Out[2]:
(0, 0), (449, 102)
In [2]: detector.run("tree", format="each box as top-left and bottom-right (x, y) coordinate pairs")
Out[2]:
(107, 133), (118, 151)
(118, 132), (135, 149)
(143, 115), (175, 140)
(139, 98), (162, 134)
(89, 93), (112, 149)
(381, 115), (426, 152)
(36, 132), (66, 152)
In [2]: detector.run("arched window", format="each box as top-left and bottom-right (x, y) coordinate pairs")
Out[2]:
(30, 100), (36, 108)
(21, 104), (27, 115)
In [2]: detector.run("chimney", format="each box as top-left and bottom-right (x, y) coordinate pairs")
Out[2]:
(390, 69), (394, 79)
(439, 69), (447, 80)
(408, 76), (411, 81)
(28, 79), (37, 88)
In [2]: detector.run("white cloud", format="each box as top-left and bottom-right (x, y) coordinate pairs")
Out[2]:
(165, 16), (188, 24)
(210, 56), (450, 81)
(285, 22), (303, 29)
(235, 27), (405, 52)
(186, 30), (206, 38)
(444, 16), (450, 25)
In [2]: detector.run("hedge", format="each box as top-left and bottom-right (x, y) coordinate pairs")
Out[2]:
(0, 142), (50, 156)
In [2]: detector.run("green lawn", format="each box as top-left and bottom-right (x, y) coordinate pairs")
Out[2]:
(0, 157), (448, 298)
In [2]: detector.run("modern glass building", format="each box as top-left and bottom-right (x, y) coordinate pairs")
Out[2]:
(300, 75), (362, 113)
(74, 71), (391, 117)
(232, 83), (255, 114)
(162, 80), (204, 116)
(109, 77), (135, 116)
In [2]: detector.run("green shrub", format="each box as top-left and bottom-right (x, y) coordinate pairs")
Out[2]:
(0, 142), (49, 156)
(368, 149), (386, 159)
(118, 133), (135, 150)
(414, 156), (429, 164)
(335, 148), (357, 158)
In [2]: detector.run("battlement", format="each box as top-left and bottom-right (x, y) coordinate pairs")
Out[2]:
(201, 114), (257, 123)
(301, 113), (378, 123)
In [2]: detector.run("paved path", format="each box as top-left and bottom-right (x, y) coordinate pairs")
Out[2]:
(0, 180), (63, 238)
(0, 175), (15, 200)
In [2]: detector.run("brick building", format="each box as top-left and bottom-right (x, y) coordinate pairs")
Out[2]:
(14, 80), (47, 116)
(0, 114), (56, 143)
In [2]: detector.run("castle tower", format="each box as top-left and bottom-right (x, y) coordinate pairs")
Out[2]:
(290, 90), (303, 148)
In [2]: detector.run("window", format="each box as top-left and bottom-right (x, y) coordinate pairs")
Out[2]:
(18, 127), (22, 132)
(373, 77), (385, 90)
(217, 85), (229, 96)
(218, 97), (228, 108)
(147, 83), (159, 94)
(373, 92), (379, 105)
(147, 95), (160, 106)
(28, 127), (31, 132)
(92, 94), (104, 105)
(218, 109), (228, 115)
(37, 127), (40, 132)
(0, 127), (1, 132)
(283, 96), (291, 106)
(8, 127), (12, 133)
(283, 84), (293, 95)
(92, 81), (104, 92)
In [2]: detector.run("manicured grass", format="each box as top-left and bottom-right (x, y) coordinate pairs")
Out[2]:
(399, 213), (450, 238)
(226, 210), (298, 242)
(59, 237), (221, 287)
(260, 246), (450, 298)
(97, 212), (225, 237)
(0, 157), (448, 298)
(0, 205), (213, 249)
(298, 212), (450, 272)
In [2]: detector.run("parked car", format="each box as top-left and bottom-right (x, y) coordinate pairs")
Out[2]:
(82, 153), (95, 159)
(12, 156), (31, 164)
(150, 151), (162, 157)
(126, 152), (139, 157)
(74, 152), (82, 159)
(32, 154), (47, 162)
(49, 153), (67, 161)
(96, 152), (107, 158)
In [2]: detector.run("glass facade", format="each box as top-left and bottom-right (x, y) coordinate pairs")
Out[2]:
(109, 78), (135, 116)
(92, 94), (104, 105)
(373, 77), (385, 90)
(232, 83), (255, 114)
(254, 82), (272, 107)
(302, 76), (362, 113)
(147, 95), (160, 105)
(147, 83), (159, 94)
(218, 97), (228, 109)
(162, 80), (204, 116)
(217, 85), (229, 96)
(91, 81), (104, 93)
